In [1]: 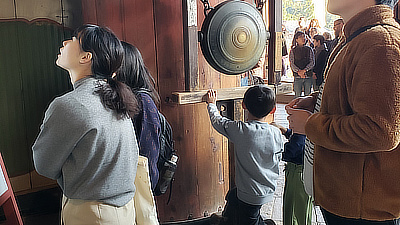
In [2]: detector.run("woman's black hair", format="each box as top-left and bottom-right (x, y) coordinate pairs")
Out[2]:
(116, 41), (160, 105)
(243, 85), (276, 118)
(74, 24), (139, 118)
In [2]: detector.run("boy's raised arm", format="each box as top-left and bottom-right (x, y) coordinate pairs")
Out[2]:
(206, 89), (240, 139)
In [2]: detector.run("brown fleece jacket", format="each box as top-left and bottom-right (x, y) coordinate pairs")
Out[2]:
(305, 5), (400, 221)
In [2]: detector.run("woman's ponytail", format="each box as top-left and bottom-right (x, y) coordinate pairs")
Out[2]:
(95, 78), (140, 119)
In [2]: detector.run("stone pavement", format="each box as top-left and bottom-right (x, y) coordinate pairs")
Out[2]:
(260, 103), (326, 225)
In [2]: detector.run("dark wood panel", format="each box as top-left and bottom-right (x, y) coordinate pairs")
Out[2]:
(155, 104), (201, 221)
(81, 0), (97, 26)
(95, 1), (124, 38)
(81, 0), (158, 91)
(152, 0), (195, 221)
(153, 0), (185, 103)
(82, 0), (124, 38)
(121, 0), (158, 85)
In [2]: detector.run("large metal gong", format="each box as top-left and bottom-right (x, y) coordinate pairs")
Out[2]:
(199, 0), (269, 75)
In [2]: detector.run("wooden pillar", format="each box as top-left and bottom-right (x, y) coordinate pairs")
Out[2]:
(267, 0), (282, 85)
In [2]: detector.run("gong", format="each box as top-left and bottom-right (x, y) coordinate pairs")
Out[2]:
(199, 0), (270, 75)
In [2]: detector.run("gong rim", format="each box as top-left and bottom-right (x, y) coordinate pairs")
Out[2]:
(200, 0), (269, 75)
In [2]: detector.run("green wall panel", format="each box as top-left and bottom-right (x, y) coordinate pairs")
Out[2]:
(0, 20), (72, 177)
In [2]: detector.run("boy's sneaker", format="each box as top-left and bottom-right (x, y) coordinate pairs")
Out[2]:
(263, 218), (276, 225)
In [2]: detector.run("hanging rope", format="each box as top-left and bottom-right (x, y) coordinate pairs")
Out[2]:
(255, 0), (265, 12)
(199, 0), (214, 16)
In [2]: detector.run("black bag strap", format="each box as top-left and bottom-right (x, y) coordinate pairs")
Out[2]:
(327, 23), (398, 74)
(345, 23), (398, 45)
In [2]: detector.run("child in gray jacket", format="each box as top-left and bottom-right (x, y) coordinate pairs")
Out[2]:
(206, 85), (283, 225)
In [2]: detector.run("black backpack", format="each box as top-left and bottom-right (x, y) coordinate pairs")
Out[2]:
(136, 90), (177, 197)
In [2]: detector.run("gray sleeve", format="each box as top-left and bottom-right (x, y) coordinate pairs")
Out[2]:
(207, 103), (242, 140)
(289, 49), (300, 72)
(32, 98), (87, 180)
(304, 47), (315, 72)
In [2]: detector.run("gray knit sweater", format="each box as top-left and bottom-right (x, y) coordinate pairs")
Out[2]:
(32, 77), (139, 207)
(207, 103), (283, 205)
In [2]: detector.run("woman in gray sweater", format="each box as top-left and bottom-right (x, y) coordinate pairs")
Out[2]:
(32, 24), (140, 224)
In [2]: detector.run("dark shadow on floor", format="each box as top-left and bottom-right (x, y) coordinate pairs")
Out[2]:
(0, 187), (61, 225)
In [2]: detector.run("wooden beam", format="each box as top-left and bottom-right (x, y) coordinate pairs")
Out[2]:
(171, 83), (293, 104)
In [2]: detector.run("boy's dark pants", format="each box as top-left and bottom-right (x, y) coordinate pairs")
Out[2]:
(222, 187), (265, 225)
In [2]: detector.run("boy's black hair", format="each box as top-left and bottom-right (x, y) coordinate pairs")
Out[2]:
(375, 0), (399, 8)
(243, 85), (276, 119)
(313, 35), (325, 44)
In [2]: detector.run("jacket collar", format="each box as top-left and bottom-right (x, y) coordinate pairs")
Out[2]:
(344, 5), (399, 41)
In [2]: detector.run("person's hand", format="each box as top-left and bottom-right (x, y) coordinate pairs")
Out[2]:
(298, 70), (306, 78)
(285, 106), (312, 135)
(294, 95), (316, 112)
(286, 96), (316, 112)
(206, 89), (217, 104)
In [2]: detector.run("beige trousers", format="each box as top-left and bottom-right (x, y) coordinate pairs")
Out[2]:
(61, 195), (136, 225)
(134, 156), (159, 225)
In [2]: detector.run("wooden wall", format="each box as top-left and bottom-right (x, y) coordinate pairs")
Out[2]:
(80, 0), (261, 222)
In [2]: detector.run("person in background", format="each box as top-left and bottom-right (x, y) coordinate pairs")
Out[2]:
(307, 19), (321, 37)
(282, 29), (289, 79)
(286, 0), (400, 224)
(312, 35), (329, 91)
(32, 24), (140, 225)
(290, 31), (315, 97)
(322, 31), (332, 43)
(206, 86), (282, 225)
(116, 41), (161, 225)
(308, 27), (319, 39)
(295, 16), (308, 34)
(241, 59), (265, 86)
(327, 18), (344, 53)
(306, 19), (322, 47)
(306, 27), (319, 48)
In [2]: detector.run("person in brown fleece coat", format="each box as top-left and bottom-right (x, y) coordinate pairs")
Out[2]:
(285, 0), (400, 224)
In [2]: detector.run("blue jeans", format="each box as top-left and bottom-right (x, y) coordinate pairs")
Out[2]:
(293, 77), (313, 97)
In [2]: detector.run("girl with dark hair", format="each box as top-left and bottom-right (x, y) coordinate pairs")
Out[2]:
(116, 41), (161, 224)
(32, 24), (139, 224)
(289, 31), (315, 97)
(117, 41), (160, 188)
(117, 42), (160, 105)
